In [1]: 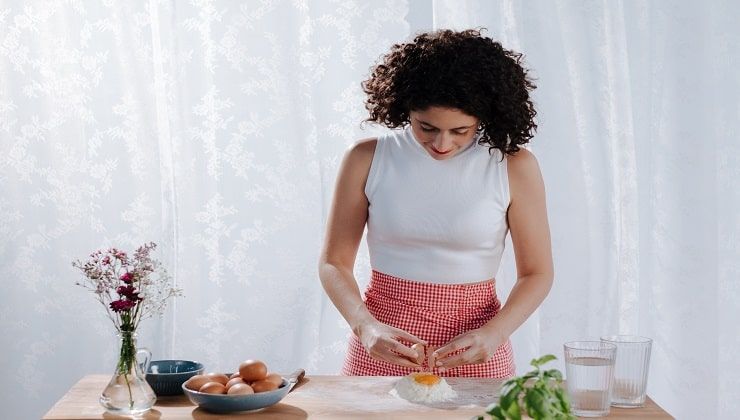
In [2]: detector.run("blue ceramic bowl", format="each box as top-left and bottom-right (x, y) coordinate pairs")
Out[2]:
(146, 360), (205, 396)
(182, 376), (290, 413)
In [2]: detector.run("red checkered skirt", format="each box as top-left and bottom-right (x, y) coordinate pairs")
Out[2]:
(341, 270), (515, 378)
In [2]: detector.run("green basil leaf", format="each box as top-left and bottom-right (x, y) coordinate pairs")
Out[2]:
(545, 369), (563, 381)
(521, 371), (538, 381)
(500, 379), (522, 398)
(499, 383), (513, 396)
(500, 383), (522, 410)
(505, 399), (522, 420)
(532, 354), (557, 367)
(524, 387), (549, 419)
(488, 405), (506, 420)
(554, 387), (573, 413)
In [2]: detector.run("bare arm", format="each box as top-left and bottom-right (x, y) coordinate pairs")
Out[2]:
(319, 139), (424, 368)
(435, 149), (553, 369)
(318, 140), (373, 330)
(485, 148), (554, 337)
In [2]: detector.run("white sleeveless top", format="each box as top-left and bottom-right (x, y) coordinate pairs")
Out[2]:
(365, 126), (510, 284)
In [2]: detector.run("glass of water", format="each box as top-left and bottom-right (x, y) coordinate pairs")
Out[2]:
(563, 341), (617, 417)
(601, 335), (652, 407)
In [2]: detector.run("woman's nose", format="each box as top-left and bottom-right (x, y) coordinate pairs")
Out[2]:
(433, 132), (454, 150)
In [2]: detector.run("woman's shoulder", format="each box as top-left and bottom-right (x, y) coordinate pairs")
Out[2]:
(346, 137), (378, 163)
(505, 148), (544, 197)
(341, 138), (379, 179)
(350, 137), (378, 153)
(505, 147), (538, 170)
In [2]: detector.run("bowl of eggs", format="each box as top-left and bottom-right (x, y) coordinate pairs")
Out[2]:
(145, 359), (205, 396)
(182, 359), (291, 413)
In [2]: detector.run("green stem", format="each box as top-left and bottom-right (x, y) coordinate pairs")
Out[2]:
(118, 331), (136, 410)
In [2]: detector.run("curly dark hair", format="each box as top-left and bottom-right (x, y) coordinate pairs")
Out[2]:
(363, 29), (537, 155)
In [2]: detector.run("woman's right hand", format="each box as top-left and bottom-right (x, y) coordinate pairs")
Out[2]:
(354, 319), (427, 369)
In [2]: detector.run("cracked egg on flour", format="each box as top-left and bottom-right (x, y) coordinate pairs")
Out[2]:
(391, 372), (457, 403)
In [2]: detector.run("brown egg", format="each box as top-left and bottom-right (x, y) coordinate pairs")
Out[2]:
(229, 372), (241, 379)
(205, 372), (229, 385)
(184, 374), (211, 391)
(251, 379), (279, 393)
(263, 373), (283, 387)
(239, 360), (267, 382)
(226, 377), (246, 390)
(199, 382), (226, 394)
(227, 383), (255, 395)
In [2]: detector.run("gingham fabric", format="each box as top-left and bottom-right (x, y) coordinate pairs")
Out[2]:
(341, 270), (515, 378)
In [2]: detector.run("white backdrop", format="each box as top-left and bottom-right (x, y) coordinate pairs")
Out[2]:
(1, 1), (737, 419)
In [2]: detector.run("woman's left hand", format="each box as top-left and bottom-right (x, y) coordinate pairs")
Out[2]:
(432, 327), (504, 371)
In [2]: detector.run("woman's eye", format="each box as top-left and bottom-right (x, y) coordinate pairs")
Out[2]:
(419, 126), (468, 135)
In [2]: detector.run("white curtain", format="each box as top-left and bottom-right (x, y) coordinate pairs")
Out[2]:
(1, 1), (736, 419)
(431, 1), (740, 419)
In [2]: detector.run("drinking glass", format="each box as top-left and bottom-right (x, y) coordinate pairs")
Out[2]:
(563, 341), (616, 417)
(601, 335), (652, 407)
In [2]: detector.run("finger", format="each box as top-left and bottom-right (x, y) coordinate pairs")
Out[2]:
(411, 343), (425, 365)
(386, 338), (419, 360)
(426, 345), (438, 368)
(375, 348), (422, 369)
(388, 327), (427, 346)
(436, 348), (479, 370)
(434, 335), (473, 360)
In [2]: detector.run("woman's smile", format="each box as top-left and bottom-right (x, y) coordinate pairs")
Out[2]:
(429, 145), (452, 155)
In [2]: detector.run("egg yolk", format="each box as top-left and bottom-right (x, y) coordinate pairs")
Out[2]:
(413, 373), (441, 386)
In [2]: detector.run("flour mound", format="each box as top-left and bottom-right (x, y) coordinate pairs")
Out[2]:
(391, 373), (457, 403)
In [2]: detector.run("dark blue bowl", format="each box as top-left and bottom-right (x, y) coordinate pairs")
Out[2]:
(146, 360), (205, 396)
(182, 377), (290, 413)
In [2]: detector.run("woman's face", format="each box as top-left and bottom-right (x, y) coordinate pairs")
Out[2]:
(409, 107), (480, 160)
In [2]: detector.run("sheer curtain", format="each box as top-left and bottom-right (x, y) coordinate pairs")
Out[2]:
(1, 1), (736, 419)
(429, 1), (738, 418)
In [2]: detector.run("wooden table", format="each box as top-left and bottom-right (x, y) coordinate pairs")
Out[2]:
(44, 375), (673, 419)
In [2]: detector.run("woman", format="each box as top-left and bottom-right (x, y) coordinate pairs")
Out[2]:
(319, 29), (552, 378)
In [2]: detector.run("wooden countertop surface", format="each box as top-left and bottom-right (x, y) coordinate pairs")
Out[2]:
(43, 375), (673, 419)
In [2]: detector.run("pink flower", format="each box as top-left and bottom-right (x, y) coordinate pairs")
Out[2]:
(116, 285), (140, 301)
(109, 299), (136, 312)
(101, 256), (111, 265)
(120, 272), (133, 284)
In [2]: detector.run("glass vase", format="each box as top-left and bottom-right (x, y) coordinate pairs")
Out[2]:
(99, 331), (156, 415)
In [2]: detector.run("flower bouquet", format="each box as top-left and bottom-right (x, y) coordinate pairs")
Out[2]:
(73, 242), (182, 415)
